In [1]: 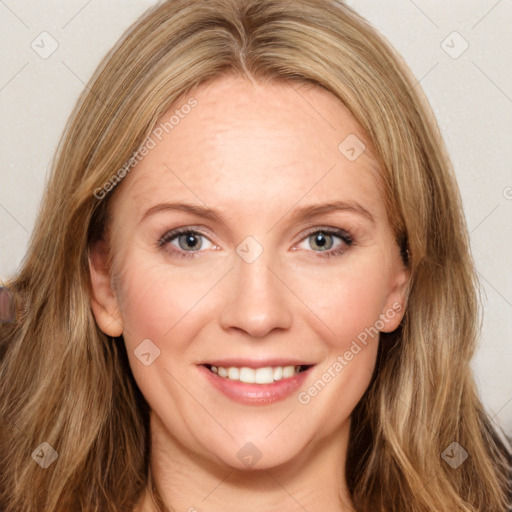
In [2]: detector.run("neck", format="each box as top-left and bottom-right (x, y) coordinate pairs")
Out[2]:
(136, 412), (356, 512)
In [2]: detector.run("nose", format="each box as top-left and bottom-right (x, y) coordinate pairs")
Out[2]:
(219, 249), (293, 339)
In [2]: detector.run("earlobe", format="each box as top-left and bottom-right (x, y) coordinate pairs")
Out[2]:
(88, 239), (124, 337)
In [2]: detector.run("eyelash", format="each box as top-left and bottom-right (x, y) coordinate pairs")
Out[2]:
(157, 226), (354, 260)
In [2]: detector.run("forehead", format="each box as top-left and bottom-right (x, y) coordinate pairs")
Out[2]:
(113, 75), (385, 222)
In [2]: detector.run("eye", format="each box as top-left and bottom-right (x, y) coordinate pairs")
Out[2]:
(158, 228), (215, 259)
(296, 228), (353, 258)
(157, 226), (354, 260)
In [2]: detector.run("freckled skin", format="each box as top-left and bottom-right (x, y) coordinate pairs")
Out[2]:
(89, 75), (409, 512)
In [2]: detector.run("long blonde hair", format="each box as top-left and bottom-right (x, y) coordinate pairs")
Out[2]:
(1, 1), (510, 510)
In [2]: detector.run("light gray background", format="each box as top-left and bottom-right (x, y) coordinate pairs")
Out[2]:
(1, 1), (511, 434)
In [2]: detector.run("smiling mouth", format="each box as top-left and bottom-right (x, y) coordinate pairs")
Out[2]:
(203, 364), (312, 384)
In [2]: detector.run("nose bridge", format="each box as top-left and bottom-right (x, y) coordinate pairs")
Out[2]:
(236, 244), (276, 292)
(219, 235), (293, 337)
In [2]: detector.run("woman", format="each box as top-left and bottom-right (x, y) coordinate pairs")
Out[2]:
(1, 1), (510, 511)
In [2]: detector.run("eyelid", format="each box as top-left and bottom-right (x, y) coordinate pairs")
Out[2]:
(157, 225), (354, 259)
(293, 226), (353, 256)
(296, 225), (352, 243)
(158, 227), (215, 247)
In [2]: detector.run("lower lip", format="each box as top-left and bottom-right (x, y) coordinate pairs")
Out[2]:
(199, 365), (312, 406)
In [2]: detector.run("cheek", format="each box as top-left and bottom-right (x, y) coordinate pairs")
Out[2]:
(117, 245), (392, 352)
(113, 245), (388, 443)
(294, 268), (386, 427)
(293, 258), (389, 393)
(113, 256), (215, 415)
(299, 260), (390, 346)
(114, 251), (223, 352)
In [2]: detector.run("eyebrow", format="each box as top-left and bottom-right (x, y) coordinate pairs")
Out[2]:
(140, 200), (375, 225)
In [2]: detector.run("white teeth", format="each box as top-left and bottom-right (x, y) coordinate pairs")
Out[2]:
(209, 364), (303, 383)
(239, 367), (255, 383)
(283, 365), (296, 378)
(255, 367), (274, 384)
(227, 367), (240, 380)
(273, 366), (283, 381)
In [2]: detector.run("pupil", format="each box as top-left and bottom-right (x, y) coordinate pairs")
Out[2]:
(313, 232), (332, 251)
(180, 234), (200, 250)
(316, 234), (326, 246)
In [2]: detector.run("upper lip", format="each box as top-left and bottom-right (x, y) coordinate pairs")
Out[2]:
(200, 358), (315, 369)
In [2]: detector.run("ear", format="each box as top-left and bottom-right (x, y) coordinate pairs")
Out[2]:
(379, 260), (410, 333)
(88, 239), (124, 337)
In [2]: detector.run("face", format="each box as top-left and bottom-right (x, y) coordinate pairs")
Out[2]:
(89, 75), (409, 471)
